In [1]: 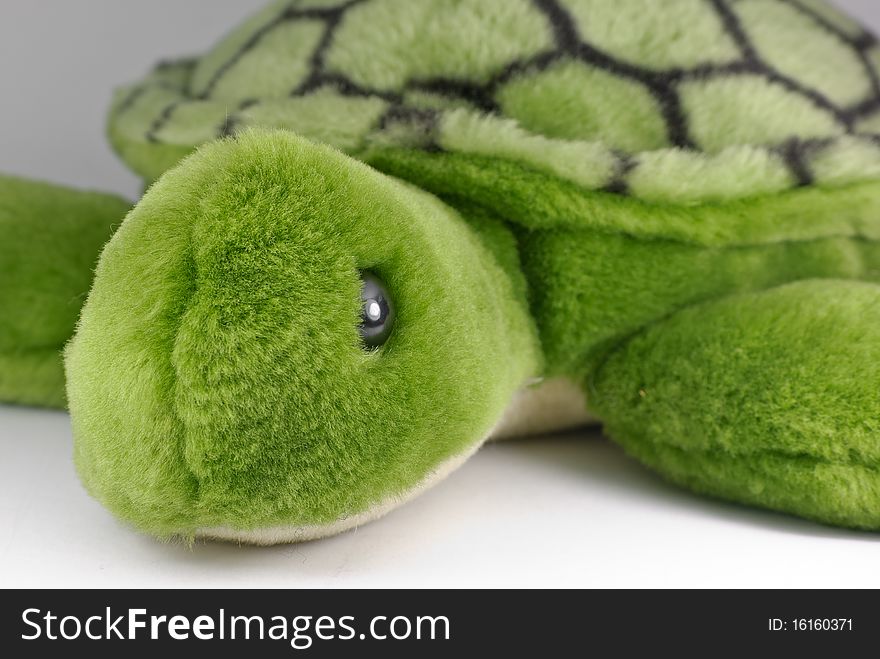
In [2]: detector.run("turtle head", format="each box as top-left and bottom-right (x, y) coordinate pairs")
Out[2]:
(65, 129), (540, 542)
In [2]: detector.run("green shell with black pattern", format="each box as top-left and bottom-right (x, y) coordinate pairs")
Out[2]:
(109, 0), (880, 242)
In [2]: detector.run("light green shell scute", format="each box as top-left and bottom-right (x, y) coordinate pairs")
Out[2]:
(495, 59), (671, 152)
(678, 75), (843, 153)
(110, 0), (880, 210)
(564, 0), (742, 70)
(737, 0), (872, 107)
(324, 0), (554, 89)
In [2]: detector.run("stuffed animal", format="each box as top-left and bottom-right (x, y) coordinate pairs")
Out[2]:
(4, 0), (880, 544)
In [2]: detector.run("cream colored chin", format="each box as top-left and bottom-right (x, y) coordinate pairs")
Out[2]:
(196, 378), (592, 546)
(490, 377), (596, 439)
(195, 443), (482, 546)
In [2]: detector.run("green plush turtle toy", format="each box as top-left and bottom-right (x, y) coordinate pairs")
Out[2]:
(4, 0), (880, 544)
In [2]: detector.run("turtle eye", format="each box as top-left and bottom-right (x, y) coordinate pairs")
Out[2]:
(358, 272), (394, 349)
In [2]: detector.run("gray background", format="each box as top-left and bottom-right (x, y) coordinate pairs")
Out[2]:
(2, 1), (880, 588)
(0, 1), (265, 197)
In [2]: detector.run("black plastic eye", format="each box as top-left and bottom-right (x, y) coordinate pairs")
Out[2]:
(358, 272), (394, 349)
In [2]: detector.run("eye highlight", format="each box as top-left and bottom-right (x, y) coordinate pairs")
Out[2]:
(358, 272), (394, 349)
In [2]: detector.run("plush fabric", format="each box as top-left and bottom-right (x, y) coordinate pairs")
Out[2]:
(0, 176), (128, 407)
(7, 0), (880, 539)
(517, 229), (880, 376)
(111, 0), (880, 203)
(66, 130), (539, 535)
(589, 280), (880, 529)
(371, 148), (880, 245)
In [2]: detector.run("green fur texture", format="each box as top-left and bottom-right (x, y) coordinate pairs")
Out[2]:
(8, 0), (880, 538)
(112, 0), (880, 204)
(66, 130), (539, 535)
(0, 176), (128, 408)
(589, 280), (880, 529)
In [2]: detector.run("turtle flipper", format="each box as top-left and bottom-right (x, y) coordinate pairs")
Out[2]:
(589, 279), (880, 529)
(0, 176), (129, 408)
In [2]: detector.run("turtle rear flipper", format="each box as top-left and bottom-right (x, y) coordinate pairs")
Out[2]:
(590, 279), (880, 529)
(0, 176), (128, 407)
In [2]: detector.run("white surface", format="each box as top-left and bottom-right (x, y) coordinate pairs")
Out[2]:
(4, 405), (880, 589)
(3, 1), (880, 588)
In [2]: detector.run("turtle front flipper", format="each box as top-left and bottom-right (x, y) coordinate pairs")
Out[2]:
(0, 176), (129, 408)
(589, 279), (880, 529)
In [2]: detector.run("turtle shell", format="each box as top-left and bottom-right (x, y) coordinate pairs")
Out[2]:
(110, 0), (880, 238)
